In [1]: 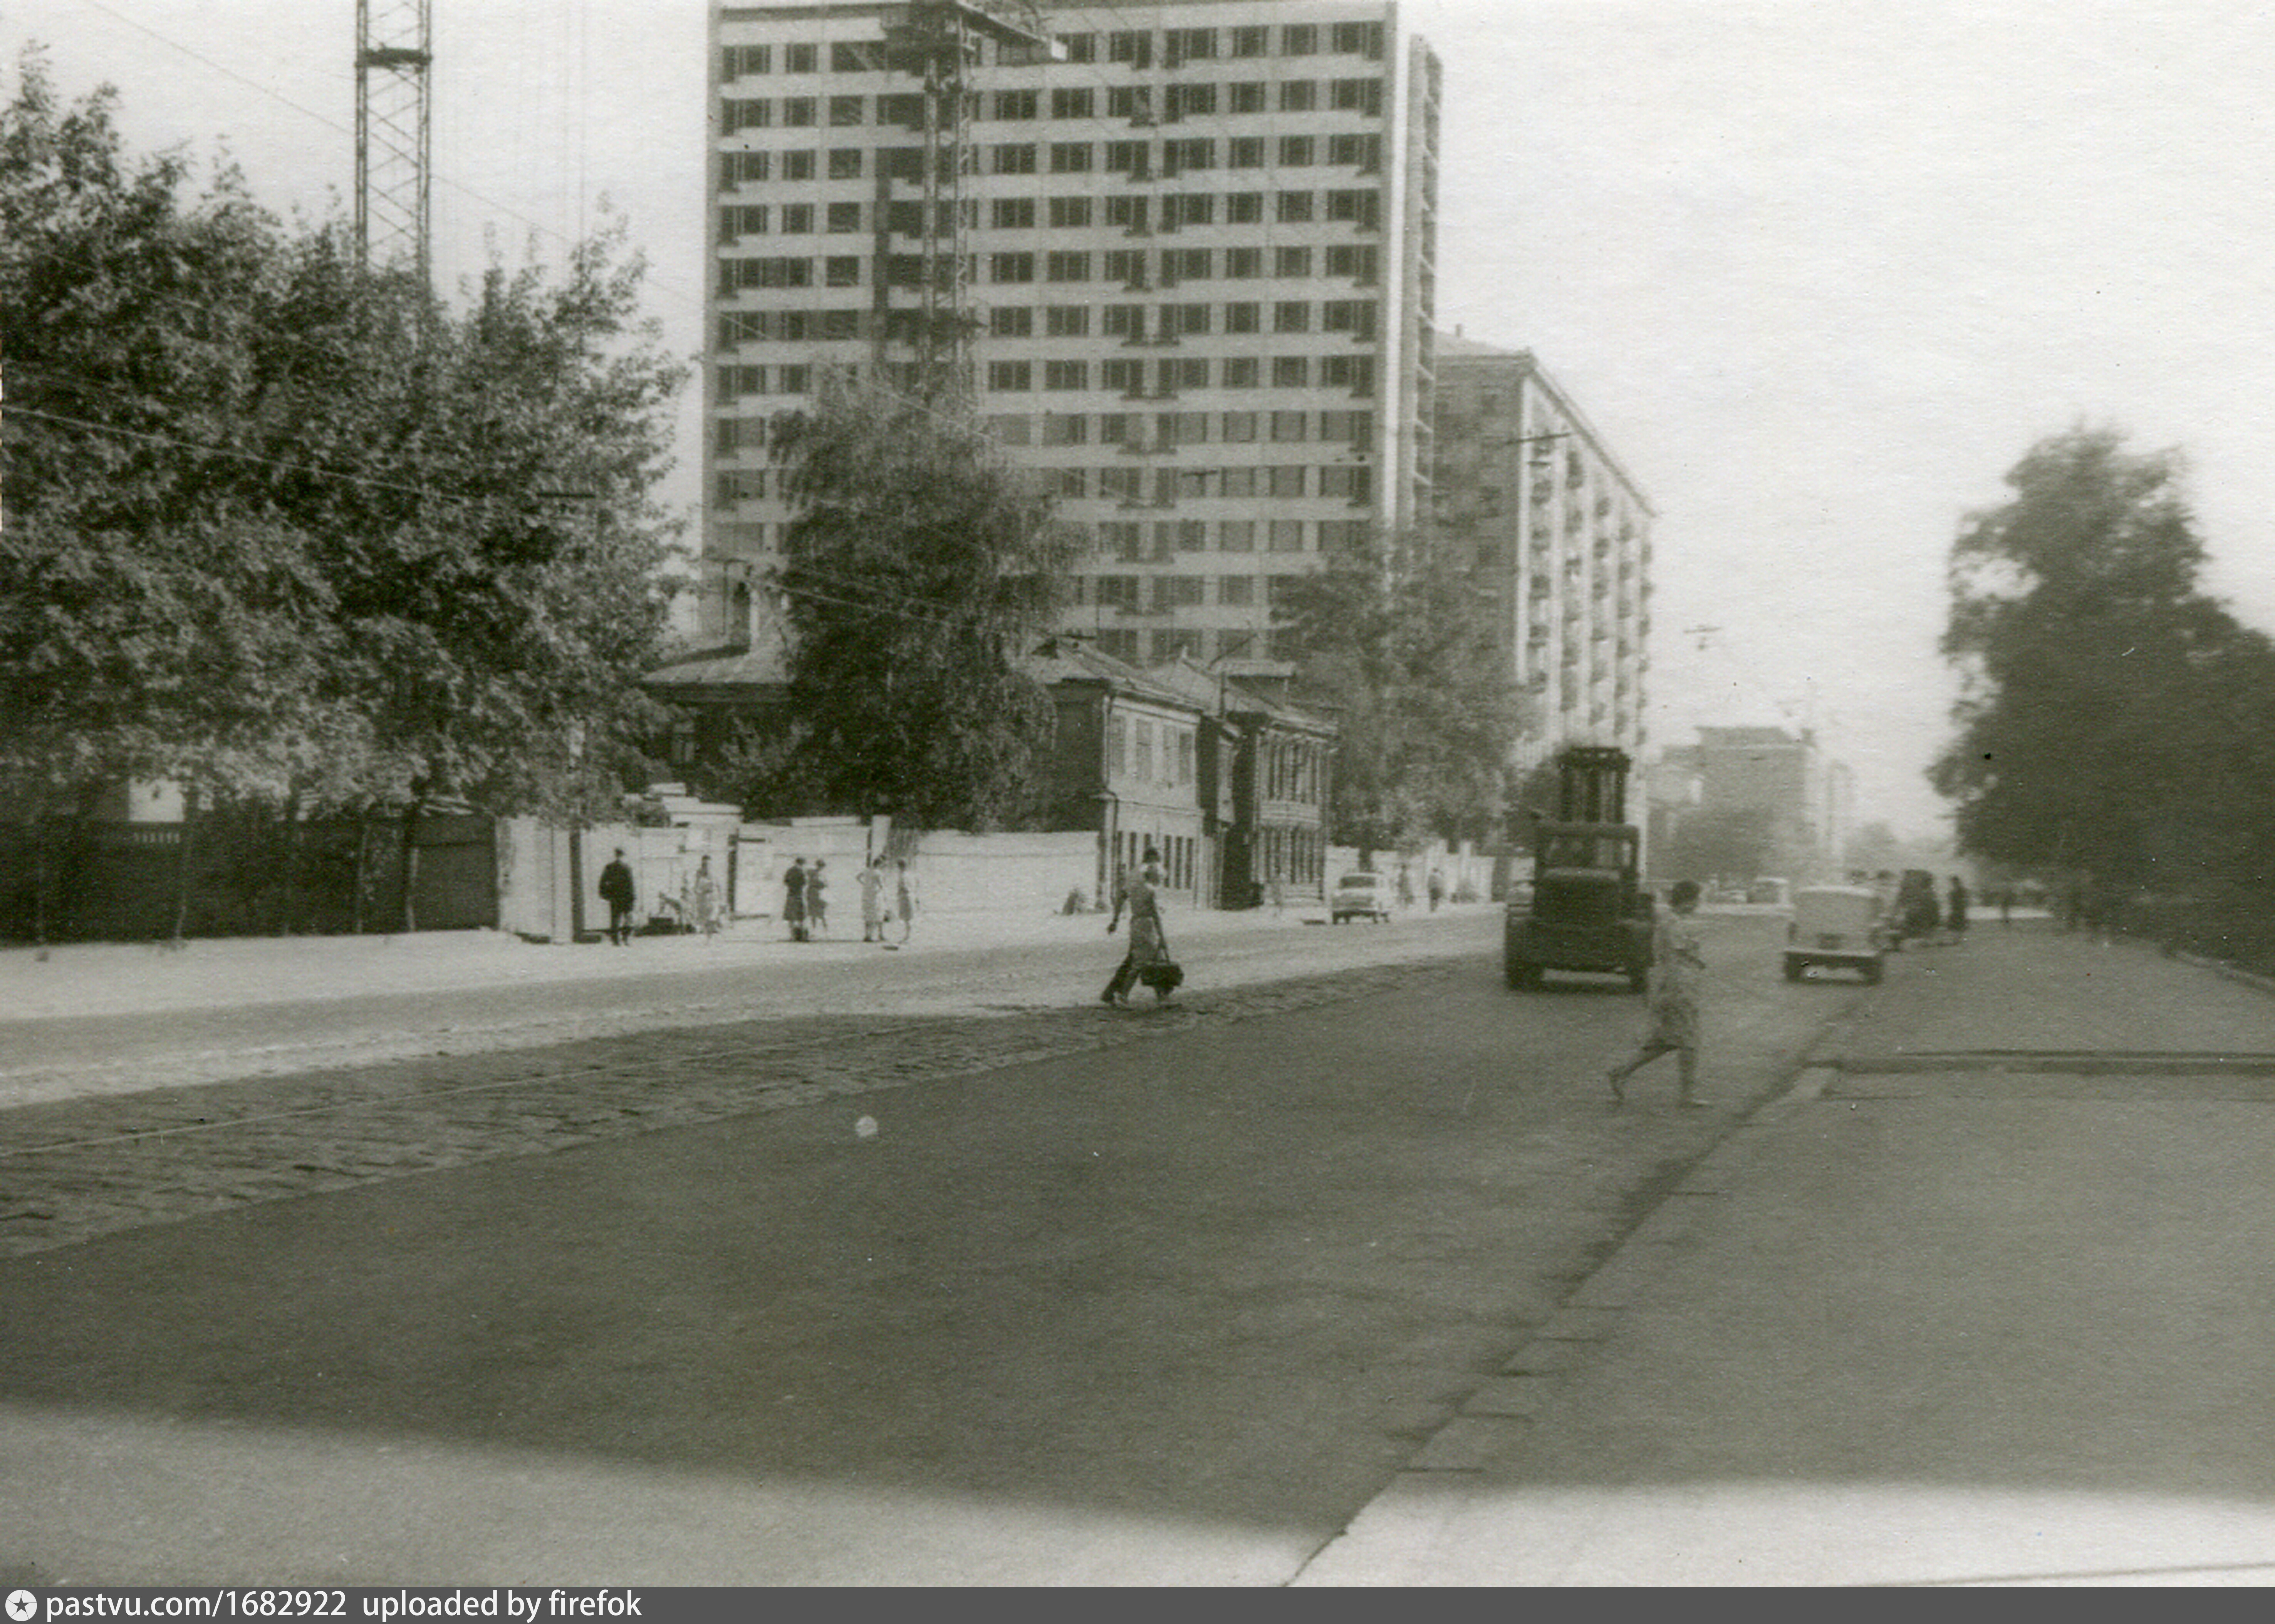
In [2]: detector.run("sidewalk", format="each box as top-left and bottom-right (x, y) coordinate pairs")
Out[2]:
(0, 896), (1468, 1025)
(1298, 922), (2275, 1586)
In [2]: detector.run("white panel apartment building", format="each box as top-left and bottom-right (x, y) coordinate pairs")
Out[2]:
(1431, 336), (1653, 767)
(703, 0), (1442, 670)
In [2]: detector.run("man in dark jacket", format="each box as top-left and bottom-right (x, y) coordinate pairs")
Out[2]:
(599, 849), (637, 946)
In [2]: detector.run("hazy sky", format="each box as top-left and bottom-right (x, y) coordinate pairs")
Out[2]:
(16, 0), (2275, 841)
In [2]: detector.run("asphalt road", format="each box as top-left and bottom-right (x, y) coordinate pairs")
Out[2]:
(3, 908), (1520, 1101)
(0, 912), (1857, 1585)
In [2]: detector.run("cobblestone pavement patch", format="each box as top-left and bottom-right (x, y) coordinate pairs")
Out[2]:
(0, 962), (1446, 1257)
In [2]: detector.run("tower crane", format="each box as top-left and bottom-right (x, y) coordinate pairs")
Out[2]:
(879, 1), (1062, 407)
(354, 0), (433, 288)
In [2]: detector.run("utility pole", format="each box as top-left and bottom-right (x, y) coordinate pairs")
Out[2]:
(879, 1), (1062, 409)
(355, 0), (433, 288)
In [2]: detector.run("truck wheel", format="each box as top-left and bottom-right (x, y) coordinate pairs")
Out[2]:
(1505, 958), (1540, 990)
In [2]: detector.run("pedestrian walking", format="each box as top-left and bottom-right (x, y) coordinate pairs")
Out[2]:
(1397, 866), (1415, 910)
(1946, 875), (1970, 943)
(782, 857), (809, 943)
(857, 857), (888, 943)
(690, 855), (721, 940)
(889, 857), (917, 948)
(598, 848), (637, 947)
(1427, 868), (1446, 912)
(809, 860), (830, 939)
(1606, 879), (1710, 1108)
(1101, 849), (1176, 1006)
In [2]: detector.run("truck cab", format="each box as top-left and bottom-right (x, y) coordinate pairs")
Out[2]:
(1504, 748), (1654, 993)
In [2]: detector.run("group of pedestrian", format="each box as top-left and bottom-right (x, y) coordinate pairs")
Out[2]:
(598, 848), (725, 945)
(782, 854), (915, 947)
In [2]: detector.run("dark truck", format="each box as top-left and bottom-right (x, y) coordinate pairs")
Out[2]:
(1503, 746), (1654, 992)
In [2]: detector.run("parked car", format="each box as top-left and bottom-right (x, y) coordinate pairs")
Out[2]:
(1783, 884), (1890, 984)
(1330, 871), (1392, 923)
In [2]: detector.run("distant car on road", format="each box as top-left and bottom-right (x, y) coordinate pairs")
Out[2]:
(1330, 871), (1392, 923)
(1783, 885), (1890, 984)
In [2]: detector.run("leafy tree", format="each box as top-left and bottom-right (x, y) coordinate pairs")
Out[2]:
(3, 48), (688, 929)
(1275, 529), (1530, 852)
(1931, 425), (2275, 894)
(760, 380), (1082, 831)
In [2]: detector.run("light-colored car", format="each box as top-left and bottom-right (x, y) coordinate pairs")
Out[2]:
(1330, 871), (1392, 923)
(1783, 884), (1889, 984)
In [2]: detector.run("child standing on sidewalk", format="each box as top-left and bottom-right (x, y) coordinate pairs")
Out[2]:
(1607, 879), (1711, 1109)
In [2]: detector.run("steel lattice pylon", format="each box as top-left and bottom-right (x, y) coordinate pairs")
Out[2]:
(356, 0), (433, 287)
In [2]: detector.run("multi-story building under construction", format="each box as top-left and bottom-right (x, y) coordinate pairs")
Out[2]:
(700, 0), (1443, 672)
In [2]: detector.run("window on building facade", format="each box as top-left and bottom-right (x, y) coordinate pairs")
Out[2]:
(1050, 141), (1094, 173)
(988, 360), (1033, 392)
(1047, 305), (1092, 337)
(1047, 250), (1093, 282)
(1164, 194), (1215, 229)
(1272, 356), (1312, 388)
(1220, 572), (1255, 603)
(828, 96), (864, 127)
(990, 305), (1033, 337)
(1278, 135), (1317, 166)
(990, 197), (1035, 229)
(1048, 194), (1093, 228)
(826, 201), (861, 232)
(1269, 466), (1307, 499)
(1222, 356), (1261, 388)
(1051, 86), (1094, 119)
(722, 97), (773, 132)
(1276, 191), (1315, 224)
(1279, 79), (1318, 112)
(993, 89), (1038, 120)
(1044, 360), (1089, 391)
(781, 151), (815, 181)
(992, 143), (1037, 174)
(1274, 246), (1312, 278)
(723, 44), (771, 77)
(991, 251), (1035, 283)
(1282, 24), (1318, 55)
(1273, 301), (1312, 334)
